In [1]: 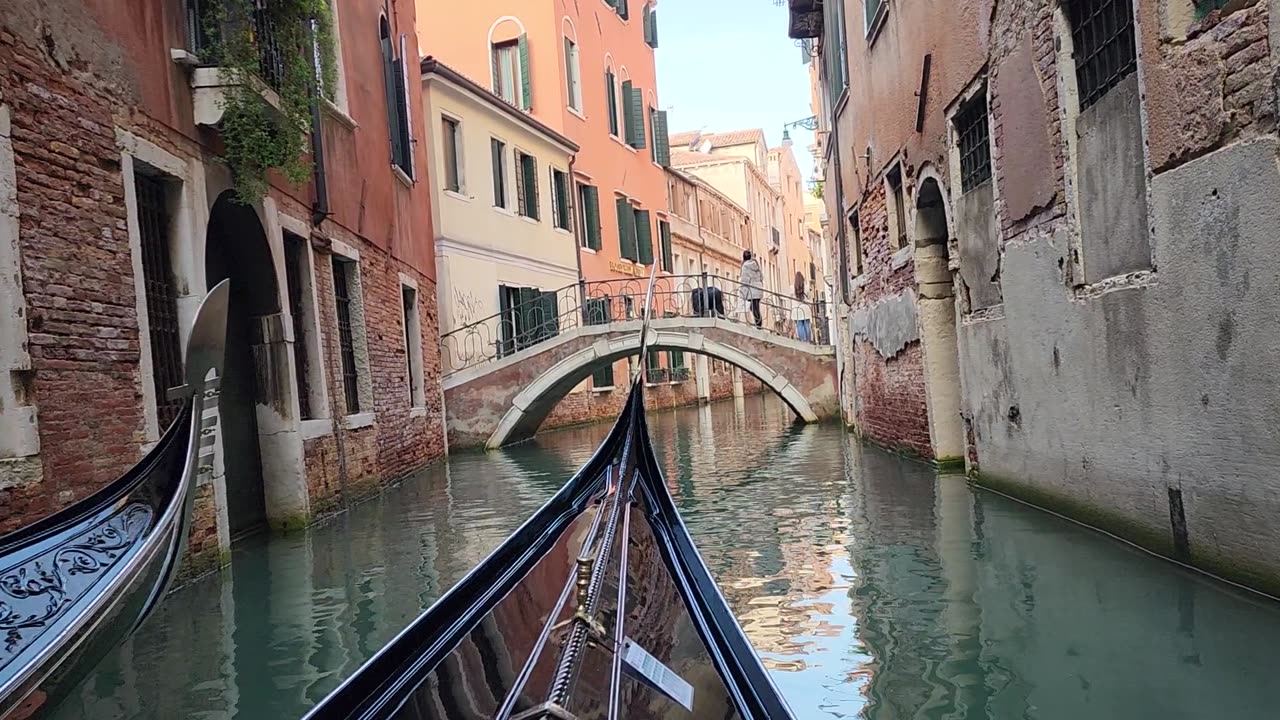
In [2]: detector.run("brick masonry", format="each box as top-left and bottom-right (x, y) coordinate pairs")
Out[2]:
(543, 362), (766, 430)
(845, 176), (934, 458)
(0, 10), (446, 575)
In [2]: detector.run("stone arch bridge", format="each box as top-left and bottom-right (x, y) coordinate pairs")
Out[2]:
(443, 318), (839, 449)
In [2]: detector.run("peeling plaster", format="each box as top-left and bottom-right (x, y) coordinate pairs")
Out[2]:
(852, 289), (921, 358)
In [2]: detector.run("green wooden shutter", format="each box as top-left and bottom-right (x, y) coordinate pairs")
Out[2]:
(521, 155), (539, 219)
(564, 36), (574, 101)
(653, 110), (671, 167)
(606, 72), (619, 136)
(617, 198), (637, 260)
(540, 290), (560, 341)
(518, 34), (532, 110)
(643, 5), (653, 45)
(660, 220), (673, 271)
(621, 80), (634, 143)
(628, 86), (646, 149)
(636, 209), (653, 265)
(618, 0), (629, 20)
(491, 139), (505, 207)
(585, 185), (602, 249)
(650, 9), (659, 48)
(515, 152), (527, 215)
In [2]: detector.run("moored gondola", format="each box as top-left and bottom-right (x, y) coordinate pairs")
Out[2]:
(0, 281), (228, 720)
(307, 274), (794, 719)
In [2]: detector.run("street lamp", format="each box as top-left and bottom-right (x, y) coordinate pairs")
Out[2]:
(781, 116), (818, 143)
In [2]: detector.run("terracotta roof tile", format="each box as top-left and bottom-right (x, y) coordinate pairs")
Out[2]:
(667, 128), (767, 151)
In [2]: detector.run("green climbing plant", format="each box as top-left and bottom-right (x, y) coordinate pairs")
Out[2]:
(202, 0), (336, 202)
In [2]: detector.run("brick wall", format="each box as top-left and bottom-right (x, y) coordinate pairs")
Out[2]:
(543, 362), (765, 431)
(846, 173), (932, 457)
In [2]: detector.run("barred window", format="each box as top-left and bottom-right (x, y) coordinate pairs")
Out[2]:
(956, 89), (992, 193)
(135, 172), (184, 431)
(1067, 0), (1137, 111)
(332, 257), (360, 415)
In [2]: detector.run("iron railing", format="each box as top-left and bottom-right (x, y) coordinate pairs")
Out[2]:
(441, 274), (832, 377)
(187, 0), (288, 92)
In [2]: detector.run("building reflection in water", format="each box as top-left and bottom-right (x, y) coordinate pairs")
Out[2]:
(48, 394), (1280, 719)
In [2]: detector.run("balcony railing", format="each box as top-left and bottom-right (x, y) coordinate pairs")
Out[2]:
(440, 274), (831, 377)
(187, 0), (287, 92)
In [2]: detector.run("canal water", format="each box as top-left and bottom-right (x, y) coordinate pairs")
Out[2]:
(51, 395), (1280, 719)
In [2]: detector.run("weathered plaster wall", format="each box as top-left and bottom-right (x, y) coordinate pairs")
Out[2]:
(962, 138), (1280, 592)
(954, 182), (1001, 309)
(1076, 75), (1151, 283)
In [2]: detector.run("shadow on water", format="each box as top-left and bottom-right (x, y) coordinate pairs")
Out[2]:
(50, 394), (1280, 719)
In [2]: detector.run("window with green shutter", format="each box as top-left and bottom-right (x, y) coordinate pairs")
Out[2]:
(491, 138), (507, 208)
(592, 362), (615, 389)
(515, 151), (539, 220)
(579, 183), (602, 249)
(635, 208), (653, 265)
(659, 220), (673, 271)
(621, 80), (635, 144)
(606, 70), (620, 137)
(644, 5), (659, 48)
(551, 168), (570, 231)
(617, 197), (638, 261)
(617, 0), (630, 20)
(652, 110), (671, 167)
(627, 85), (646, 150)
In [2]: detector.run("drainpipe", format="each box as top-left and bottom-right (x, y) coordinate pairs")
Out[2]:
(568, 153), (586, 318)
(828, 103), (850, 425)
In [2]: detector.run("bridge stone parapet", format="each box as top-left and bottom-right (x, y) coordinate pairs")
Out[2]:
(443, 318), (838, 450)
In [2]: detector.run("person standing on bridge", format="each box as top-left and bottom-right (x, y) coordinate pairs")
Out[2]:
(740, 250), (764, 328)
(793, 276), (813, 343)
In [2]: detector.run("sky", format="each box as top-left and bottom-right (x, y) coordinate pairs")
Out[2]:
(656, 0), (818, 184)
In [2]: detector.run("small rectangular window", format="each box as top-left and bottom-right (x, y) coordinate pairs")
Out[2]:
(552, 168), (571, 231)
(515, 151), (540, 220)
(284, 233), (320, 420)
(491, 138), (507, 208)
(658, 219), (673, 272)
(1067, 0), (1137, 110)
(134, 171), (183, 431)
(579, 182), (602, 249)
(956, 89), (992, 193)
(887, 166), (907, 251)
(849, 209), (863, 276)
(592, 362), (615, 390)
(564, 37), (582, 111)
(442, 117), (462, 193)
(332, 257), (362, 415)
(401, 283), (425, 408)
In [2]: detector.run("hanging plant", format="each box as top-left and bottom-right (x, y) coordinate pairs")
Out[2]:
(202, 0), (336, 202)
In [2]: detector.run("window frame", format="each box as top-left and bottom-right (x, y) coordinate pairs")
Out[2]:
(492, 38), (521, 106)
(441, 114), (464, 194)
(491, 137), (509, 209)
(551, 167), (572, 231)
(564, 35), (583, 113)
(514, 149), (541, 220)
(400, 277), (426, 411)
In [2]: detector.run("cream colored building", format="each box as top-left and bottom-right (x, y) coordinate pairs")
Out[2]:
(669, 129), (786, 307)
(768, 142), (813, 299)
(422, 59), (580, 340)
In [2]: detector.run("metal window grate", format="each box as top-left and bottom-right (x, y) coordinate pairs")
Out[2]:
(284, 235), (312, 420)
(1068, 0), (1137, 111)
(136, 173), (185, 431)
(332, 257), (360, 414)
(956, 90), (992, 193)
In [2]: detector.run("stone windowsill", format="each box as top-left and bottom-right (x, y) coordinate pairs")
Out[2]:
(591, 386), (615, 394)
(301, 418), (333, 440)
(409, 406), (428, 418)
(342, 412), (375, 430)
(392, 165), (414, 188)
(890, 244), (913, 270)
(321, 98), (358, 130)
(191, 67), (284, 127)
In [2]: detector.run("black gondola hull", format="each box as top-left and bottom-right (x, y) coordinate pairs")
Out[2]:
(0, 281), (227, 719)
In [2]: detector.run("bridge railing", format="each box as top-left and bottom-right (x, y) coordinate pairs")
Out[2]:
(440, 273), (832, 377)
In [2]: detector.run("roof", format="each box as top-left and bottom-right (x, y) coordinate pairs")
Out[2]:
(668, 128), (767, 151)
(420, 57), (579, 153)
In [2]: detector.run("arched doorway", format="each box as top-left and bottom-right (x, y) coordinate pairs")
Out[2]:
(205, 191), (280, 537)
(914, 177), (965, 461)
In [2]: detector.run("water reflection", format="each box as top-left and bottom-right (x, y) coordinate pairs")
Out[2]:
(51, 395), (1280, 719)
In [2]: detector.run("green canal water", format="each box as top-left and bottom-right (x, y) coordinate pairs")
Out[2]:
(50, 394), (1280, 719)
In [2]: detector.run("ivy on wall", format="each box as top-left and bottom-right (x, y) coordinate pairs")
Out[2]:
(203, 0), (336, 202)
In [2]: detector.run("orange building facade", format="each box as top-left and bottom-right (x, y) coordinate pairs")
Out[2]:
(417, 0), (673, 396)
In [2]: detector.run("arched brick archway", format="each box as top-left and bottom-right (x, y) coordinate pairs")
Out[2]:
(441, 318), (839, 450)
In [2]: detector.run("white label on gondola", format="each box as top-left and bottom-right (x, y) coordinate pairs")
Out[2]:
(621, 637), (695, 711)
